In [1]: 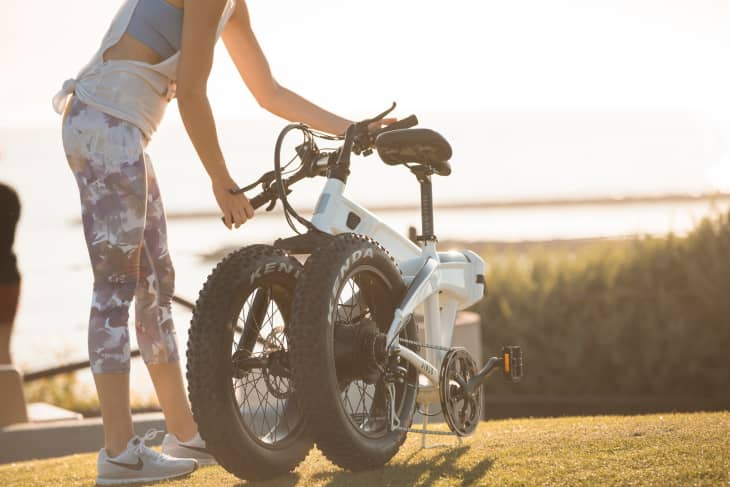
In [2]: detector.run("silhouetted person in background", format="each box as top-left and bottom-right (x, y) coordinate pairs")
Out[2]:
(0, 183), (21, 365)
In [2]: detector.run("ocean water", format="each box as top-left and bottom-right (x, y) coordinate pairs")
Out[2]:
(2, 113), (729, 390)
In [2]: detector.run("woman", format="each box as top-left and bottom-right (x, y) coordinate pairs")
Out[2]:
(53, 0), (392, 484)
(0, 183), (21, 367)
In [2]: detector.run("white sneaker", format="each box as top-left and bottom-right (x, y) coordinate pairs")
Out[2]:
(96, 429), (198, 486)
(161, 432), (217, 466)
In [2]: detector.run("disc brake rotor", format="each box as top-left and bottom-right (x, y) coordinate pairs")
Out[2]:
(262, 326), (292, 399)
(439, 348), (481, 436)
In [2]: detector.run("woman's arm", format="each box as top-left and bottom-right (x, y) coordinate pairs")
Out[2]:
(178, 0), (253, 229)
(222, 1), (354, 135)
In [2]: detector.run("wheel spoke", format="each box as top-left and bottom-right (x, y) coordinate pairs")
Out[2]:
(330, 268), (413, 439)
(230, 288), (299, 445)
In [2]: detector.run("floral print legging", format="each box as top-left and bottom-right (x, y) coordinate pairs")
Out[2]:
(62, 98), (178, 374)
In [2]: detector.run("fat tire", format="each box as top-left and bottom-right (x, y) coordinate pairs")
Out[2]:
(289, 234), (417, 471)
(186, 245), (311, 480)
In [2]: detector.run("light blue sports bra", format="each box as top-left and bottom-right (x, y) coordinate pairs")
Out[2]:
(125, 0), (183, 59)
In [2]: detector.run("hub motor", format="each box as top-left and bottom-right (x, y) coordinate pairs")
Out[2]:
(439, 348), (482, 436)
(334, 317), (388, 384)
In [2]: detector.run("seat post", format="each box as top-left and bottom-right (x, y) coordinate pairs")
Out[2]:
(412, 166), (436, 243)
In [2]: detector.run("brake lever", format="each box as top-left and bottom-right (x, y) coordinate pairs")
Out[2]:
(359, 102), (397, 127)
(231, 170), (276, 195)
(351, 102), (399, 155)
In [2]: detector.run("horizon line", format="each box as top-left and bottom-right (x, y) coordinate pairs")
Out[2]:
(149, 191), (730, 222)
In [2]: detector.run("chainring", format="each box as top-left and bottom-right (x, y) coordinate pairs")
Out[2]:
(439, 348), (481, 436)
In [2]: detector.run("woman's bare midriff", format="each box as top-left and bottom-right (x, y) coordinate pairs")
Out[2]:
(103, 0), (185, 65)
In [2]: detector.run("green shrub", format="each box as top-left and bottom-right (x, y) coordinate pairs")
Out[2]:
(23, 372), (158, 415)
(477, 212), (730, 397)
(24, 373), (100, 413)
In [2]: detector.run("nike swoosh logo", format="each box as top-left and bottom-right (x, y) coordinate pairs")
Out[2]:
(107, 457), (144, 471)
(179, 444), (210, 455)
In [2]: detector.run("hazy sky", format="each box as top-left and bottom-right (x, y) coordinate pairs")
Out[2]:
(1, 0), (730, 127)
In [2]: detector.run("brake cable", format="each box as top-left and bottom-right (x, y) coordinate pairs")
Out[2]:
(250, 103), (398, 235)
(273, 124), (319, 235)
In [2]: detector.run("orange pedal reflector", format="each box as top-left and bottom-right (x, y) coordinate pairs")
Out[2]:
(501, 346), (523, 382)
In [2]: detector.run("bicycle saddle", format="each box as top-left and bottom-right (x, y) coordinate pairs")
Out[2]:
(375, 128), (452, 176)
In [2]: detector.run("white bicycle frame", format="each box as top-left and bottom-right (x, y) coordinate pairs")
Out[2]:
(311, 177), (486, 406)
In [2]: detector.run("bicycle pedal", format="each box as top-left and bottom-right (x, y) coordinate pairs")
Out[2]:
(502, 346), (523, 382)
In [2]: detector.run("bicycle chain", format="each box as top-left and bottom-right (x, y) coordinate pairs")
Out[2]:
(398, 337), (458, 353)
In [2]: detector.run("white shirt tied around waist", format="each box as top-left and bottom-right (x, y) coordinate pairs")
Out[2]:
(52, 0), (236, 139)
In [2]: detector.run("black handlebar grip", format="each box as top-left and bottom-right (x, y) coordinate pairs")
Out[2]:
(378, 114), (418, 134)
(250, 192), (271, 210)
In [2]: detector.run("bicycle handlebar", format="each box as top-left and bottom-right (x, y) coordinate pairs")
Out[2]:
(249, 192), (272, 210)
(228, 105), (419, 221)
(245, 166), (310, 211)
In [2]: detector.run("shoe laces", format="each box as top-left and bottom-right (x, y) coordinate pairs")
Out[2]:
(133, 429), (172, 463)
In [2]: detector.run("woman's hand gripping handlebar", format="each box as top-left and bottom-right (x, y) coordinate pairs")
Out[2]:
(213, 179), (255, 230)
(219, 163), (308, 227)
(358, 114), (418, 154)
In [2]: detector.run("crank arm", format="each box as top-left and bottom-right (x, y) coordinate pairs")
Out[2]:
(463, 346), (524, 394)
(462, 356), (501, 395)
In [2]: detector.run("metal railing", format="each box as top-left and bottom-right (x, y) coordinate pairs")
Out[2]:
(22, 295), (195, 382)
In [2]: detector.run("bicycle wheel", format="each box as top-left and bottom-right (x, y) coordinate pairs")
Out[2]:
(289, 234), (418, 471)
(187, 245), (311, 480)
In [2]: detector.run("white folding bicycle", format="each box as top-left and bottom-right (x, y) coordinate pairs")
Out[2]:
(186, 104), (523, 480)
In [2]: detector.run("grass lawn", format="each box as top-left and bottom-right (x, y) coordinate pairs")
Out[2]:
(1, 412), (728, 486)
